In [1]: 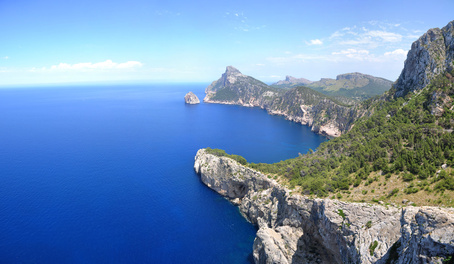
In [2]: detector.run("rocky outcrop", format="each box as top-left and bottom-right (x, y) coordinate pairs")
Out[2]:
(394, 20), (454, 97)
(194, 149), (454, 264)
(272, 76), (313, 87)
(204, 66), (276, 108)
(184, 91), (200, 104)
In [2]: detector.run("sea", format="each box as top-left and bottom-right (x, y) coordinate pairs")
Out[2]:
(0, 83), (327, 263)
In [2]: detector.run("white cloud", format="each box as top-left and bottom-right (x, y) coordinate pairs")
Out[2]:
(2, 56), (8, 60)
(384, 49), (408, 58)
(49, 60), (143, 71)
(307, 39), (323, 45)
(366, 30), (402, 42)
(332, 49), (371, 60)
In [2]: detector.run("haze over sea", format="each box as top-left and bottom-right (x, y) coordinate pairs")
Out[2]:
(0, 84), (326, 263)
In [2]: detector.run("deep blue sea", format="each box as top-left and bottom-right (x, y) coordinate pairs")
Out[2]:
(0, 84), (327, 263)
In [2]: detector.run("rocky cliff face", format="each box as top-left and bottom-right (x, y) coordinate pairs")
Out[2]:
(184, 91), (200, 104)
(194, 149), (454, 264)
(204, 66), (275, 107)
(394, 20), (454, 97)
(204, 67), (363, 137)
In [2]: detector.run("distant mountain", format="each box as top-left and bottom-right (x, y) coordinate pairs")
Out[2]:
(203, 66), (367, 137)
(307, 72), (393, 100)
(204, 66), (276, 107)
(271, 75), (312, 87)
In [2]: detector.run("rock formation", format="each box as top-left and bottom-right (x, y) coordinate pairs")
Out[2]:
(394, 20), (454, 97)
(272, 76), (313, 87)
(194, 149), (454, 264)
(184, 91), (200, 104)
(204, 66), (367, 137)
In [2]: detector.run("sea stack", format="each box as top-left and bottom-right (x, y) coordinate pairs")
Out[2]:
(184, 92), (200, 104)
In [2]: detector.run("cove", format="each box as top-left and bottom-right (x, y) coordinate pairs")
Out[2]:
(0, 83), (327, 263)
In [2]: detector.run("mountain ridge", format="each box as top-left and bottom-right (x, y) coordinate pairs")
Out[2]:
(204, 66), (369, 137)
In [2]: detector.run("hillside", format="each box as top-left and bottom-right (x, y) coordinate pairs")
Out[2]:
(307, 72), (393, 101)
(217, 20), (454, 207)
(271, 75), (312, 88)
(272, 72), (392, 101)
(204, 67), (366, 137)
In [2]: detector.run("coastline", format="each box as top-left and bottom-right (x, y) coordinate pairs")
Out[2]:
(194, 148), (454, 263)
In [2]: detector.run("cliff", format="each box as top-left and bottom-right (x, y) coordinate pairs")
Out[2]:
(394, 21), (454, 97)
(204, 67), (365, 137)
(194, 149), (454, 264)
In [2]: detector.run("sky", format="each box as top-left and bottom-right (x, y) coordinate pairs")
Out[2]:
(0, 0), (453, 86)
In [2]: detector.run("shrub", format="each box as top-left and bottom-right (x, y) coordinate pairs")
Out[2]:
(369, 240), (378, 255)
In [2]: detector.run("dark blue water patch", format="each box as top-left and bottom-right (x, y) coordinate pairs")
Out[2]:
(0, 84), (327, 263)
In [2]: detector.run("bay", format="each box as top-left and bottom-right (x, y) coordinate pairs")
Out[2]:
(0, 84), (327, 263)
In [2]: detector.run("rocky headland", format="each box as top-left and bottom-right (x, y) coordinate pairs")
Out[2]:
(184, 91), (200, 104)
(194, 149), (454, 264)
(203, 66), (369, 137)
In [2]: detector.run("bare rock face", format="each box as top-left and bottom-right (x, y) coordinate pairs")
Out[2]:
(184, 91), (200, 104)
(194, 149), (454, 264)
(394, 20), (454, 97)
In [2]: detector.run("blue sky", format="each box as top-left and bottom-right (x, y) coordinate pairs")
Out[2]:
(0, 0), (453, 86)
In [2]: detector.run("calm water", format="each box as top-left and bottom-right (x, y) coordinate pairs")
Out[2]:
(0, 84), (327, 263)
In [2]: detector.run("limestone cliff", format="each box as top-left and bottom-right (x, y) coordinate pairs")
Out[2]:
(184, 91), (200, 104)
(394, 20), (454, 97)
(194, 149), (454, 264)
(204, 67), (364, 137)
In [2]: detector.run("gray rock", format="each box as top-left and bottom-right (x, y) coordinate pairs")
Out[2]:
(394, 20), (454, 97)
(184, 91), (200, 104)
(194, 149), (454, 264)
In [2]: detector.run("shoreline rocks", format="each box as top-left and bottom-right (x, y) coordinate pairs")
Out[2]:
(184, 91), (200, 104)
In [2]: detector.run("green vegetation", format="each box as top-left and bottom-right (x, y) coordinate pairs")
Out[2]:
(337, 209), (346, 220)
(366, 220), (372, 229)
(247, 71), (454, 201)
(206, 71), (454, 206)
(369, 240), (379, 255)
(307, 74), (392, 101)
(205, 147), (247, 165)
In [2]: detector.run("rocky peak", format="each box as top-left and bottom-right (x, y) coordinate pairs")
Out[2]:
(225, 66), (242, 76)
(394, 20), (454, 97)
(285, 75), (294, 82)
(336, 72), (369, 81)
(272, 76), (312, 86)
